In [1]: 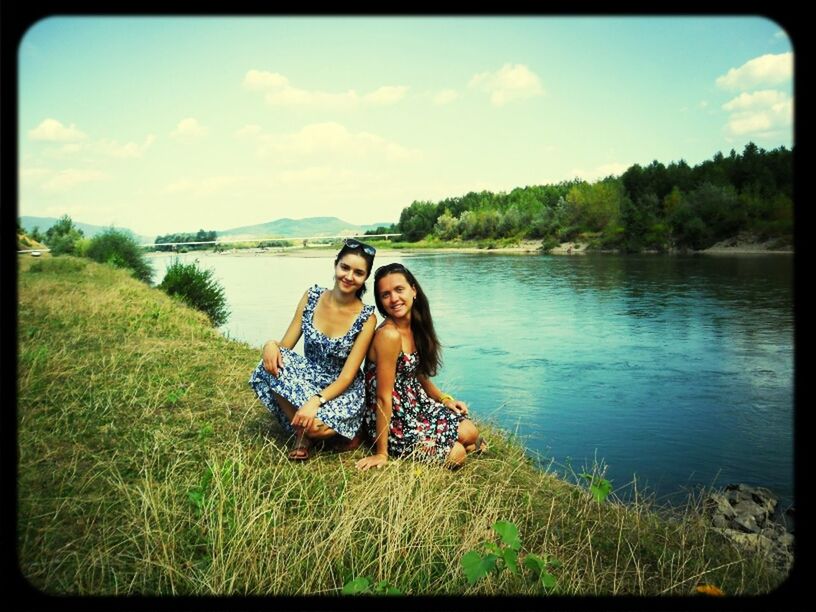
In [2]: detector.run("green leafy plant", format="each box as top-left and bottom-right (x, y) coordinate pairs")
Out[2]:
(159, 258), (230, 326)
(579, 473), (613, 503)
(523, 553), (561, 589)
(460, 520), (560, 591)
(165, 385), (188, 408)
(341, 576), (402, 595)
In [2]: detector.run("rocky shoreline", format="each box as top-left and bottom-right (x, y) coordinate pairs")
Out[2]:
(703, 484), (794, 575)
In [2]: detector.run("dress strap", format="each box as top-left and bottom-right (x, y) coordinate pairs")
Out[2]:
(303, 285), (323, 318)
(348, 303), (375, 336)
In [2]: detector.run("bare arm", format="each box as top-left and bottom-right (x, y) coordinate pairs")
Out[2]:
(419, 374), (468, 416)
(356, 325), (401, 470)
(262, 290), (308, 376)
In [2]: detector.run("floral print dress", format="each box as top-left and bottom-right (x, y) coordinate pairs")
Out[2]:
(363, 351), (466, 463)
(249, 285), (375, 440)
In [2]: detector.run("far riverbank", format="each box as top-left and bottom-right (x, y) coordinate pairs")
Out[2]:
(146, 236), (793, 259)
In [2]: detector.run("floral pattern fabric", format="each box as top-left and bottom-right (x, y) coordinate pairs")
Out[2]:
(249, 285), (375, 439)
(363, 351), (466, 463)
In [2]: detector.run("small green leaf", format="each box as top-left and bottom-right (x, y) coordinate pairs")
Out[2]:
(590, 478), (612, 503)
(524, 553), (545, 574)
(342, 577), (371, 594)
(483, 554), (499, 575)
(493, 520), (521, 551)
(483, 542), (501, 556)
(461, 551), (487, 585)
(503, 547), (519, 575)
(461, 551), (498, 584)
(385, 587), (402, 595)
(540, 571), (557, 589)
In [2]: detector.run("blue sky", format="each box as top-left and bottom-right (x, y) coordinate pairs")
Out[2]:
(18, 16), (793, 237)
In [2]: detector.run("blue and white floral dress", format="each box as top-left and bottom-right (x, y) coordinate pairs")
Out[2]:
(249, 285), (375, 440)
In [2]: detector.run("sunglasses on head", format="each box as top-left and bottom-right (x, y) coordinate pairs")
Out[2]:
(344, 238), (376, 256)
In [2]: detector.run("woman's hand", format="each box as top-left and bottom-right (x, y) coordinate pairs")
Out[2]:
(291, 396), (320, 431)
(356, 454), (388, 471)
(445, 399), (469, 416)
(262, 340), (285, 376)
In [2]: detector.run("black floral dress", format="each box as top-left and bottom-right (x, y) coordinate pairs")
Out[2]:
(363, 351), (466, 463)
(249, 285), (375, 439)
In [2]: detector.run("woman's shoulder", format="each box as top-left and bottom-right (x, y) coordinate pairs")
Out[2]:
(373, 321), (401, 343)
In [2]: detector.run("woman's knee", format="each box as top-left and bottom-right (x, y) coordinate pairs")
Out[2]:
(458, 420), (479, 446)
(445, 442), (467, 468)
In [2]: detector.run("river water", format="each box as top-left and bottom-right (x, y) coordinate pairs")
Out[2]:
(148, 250), (795, 507)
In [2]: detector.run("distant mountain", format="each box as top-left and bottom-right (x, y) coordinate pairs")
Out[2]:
(20, 216), (155, 244)
(19, 215), (398, 246)
(216, 217), (396, 240)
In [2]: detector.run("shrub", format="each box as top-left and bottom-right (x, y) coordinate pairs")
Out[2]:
(159, 259), (230, 326)
(86, 229), (154, 284)
(43, 215), (84, 256)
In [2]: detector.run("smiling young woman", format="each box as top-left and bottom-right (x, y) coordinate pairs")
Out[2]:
(248, 239), (378, 460)
(356, 263), (486, 471)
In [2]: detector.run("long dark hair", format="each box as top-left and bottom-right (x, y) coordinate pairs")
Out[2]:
(334, 242), (375, 299)
(374, 263), (441, 377)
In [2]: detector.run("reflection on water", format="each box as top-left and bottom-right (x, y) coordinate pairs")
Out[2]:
(149, 251), (794, 506)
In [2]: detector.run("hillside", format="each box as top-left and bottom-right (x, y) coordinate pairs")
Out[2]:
(216, 216), (392, 240)
(17, 232), (47, 251)
(20, 216), (154, 244)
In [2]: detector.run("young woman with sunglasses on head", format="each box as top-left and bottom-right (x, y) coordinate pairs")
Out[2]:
(249, 239), (378, 460)
(356, 263), (486, 470)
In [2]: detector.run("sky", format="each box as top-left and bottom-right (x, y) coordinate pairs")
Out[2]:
(18, 16), (794, 238)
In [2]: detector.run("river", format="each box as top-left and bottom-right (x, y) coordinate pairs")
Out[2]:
(148, 250), (795, 507)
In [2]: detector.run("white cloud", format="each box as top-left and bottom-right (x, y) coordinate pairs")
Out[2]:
(243, 69), (289, 91)
(468, 63), (544, 106)
(93, 134), (156, 158)
(252, 122), (421, 162)
(722, 89), (788, 112)
(28, 118), (87, 142)
(171, 118), (207, 139)
(41, 169), (108, 192)
(363, 85), (409, 106)
(721, 89), (793, 138)
(433, 89), (460, 105)
(716, 52), (793, 91)
(234, 124), (263, 138)
(570, 162), (630, 181)
(243, 69), (408, 109)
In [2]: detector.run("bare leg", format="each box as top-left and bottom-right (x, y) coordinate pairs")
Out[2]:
(271, 392), (314, 458)
(444, 442), (468, 469)
(457, 420), (479, 452)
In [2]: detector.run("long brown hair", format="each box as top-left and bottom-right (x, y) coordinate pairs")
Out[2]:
(374, 263), (441, 377)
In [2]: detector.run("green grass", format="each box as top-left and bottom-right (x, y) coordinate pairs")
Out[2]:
(17, 255), (788, 595)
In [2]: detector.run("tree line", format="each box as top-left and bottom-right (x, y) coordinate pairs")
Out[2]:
(368, 142), (792, 252)
(154, 230), (218, 252)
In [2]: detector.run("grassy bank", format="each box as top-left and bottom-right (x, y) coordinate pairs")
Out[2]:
(17, 255), (787, 596)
